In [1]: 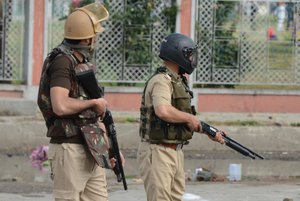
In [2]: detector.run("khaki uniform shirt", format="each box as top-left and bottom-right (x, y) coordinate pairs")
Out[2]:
(144, 69), (180, 109)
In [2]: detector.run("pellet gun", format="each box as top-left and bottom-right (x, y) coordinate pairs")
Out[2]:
(76, 69), (128, 190)
(201, 122), (264, 160)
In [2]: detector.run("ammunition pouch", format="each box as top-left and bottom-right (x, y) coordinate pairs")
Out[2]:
(79, 122), (109, 167)
(140, 107), (193, 144)
(148, 113), (193, 143)
(76, 109), (109, 167)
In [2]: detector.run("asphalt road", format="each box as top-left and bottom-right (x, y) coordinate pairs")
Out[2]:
(0, 180), (300, 201)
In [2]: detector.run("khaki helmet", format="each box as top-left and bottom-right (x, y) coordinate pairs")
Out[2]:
(64, 2), (109, 40)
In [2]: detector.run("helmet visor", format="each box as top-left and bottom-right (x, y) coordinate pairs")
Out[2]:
(183, 46), (198, 69)
(81, 3), (109, 23)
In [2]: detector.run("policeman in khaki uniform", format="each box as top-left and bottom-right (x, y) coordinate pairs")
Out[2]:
(137, 33), (225, 201)
(37, 3), (124, 201)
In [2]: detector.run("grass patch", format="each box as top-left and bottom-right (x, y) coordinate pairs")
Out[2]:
(113, 116), (139, 123)
(0, 110), (20, 116)
(124, 117), (139, 123)
(290, 123), (300, 127)
(207, 120), (264, 127)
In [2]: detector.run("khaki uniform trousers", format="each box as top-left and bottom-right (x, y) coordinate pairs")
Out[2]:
(48, 143), (108, 201)
(137, 141), (185, 201)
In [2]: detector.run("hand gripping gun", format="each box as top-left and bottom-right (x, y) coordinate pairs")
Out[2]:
(201, 122), (264, 160)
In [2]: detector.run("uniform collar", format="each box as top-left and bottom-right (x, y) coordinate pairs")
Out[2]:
(164, 66), (180, 80)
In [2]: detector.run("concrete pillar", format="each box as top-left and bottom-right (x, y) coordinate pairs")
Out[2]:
(23, 0), (34, 86)
(179, 0), (192, 36)
(32, 0), (45, 86)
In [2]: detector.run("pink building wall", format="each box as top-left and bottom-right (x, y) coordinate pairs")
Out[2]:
(197, 94), (300, 113)
(180, 0), (191, 36)
(103, 92), (300, 113)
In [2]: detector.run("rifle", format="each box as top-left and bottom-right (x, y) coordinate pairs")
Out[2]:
(201, 122), (264, 160)
(76, 69), (128, 190)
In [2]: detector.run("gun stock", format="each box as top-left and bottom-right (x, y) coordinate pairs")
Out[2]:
(201, 122), (264, 160)
(76, 70), (128, 190)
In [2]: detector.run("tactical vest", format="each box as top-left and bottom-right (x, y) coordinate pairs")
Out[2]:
(139, 67), (195, 144)
(37, 43), (109, 168)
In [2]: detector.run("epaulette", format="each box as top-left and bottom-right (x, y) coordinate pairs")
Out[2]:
(48, 48), (62, 61)
(155, 66), (167, 74)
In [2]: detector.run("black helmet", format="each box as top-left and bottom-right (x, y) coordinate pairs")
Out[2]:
(159, 33), (198, 74)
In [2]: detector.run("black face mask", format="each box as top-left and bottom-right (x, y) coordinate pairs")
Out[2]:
(77, 49), (94, 61)
(62, 40), (94, 61)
